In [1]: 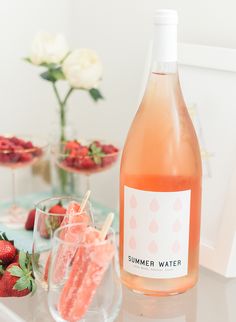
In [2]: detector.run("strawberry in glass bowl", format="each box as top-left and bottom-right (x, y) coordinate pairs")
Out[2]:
(0, 136), (43, 168)
(53, 140), (119, 190)
(0, 135), (48, 228)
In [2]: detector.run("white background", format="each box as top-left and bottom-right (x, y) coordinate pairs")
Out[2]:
(1, 0), (236, 209)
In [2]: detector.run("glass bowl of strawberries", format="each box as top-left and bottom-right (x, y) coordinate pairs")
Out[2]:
(0, 135), (48, 227)
(52, 139), (120, 190)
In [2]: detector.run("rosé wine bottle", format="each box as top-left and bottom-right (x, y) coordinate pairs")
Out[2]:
(120, 10), (202, 296)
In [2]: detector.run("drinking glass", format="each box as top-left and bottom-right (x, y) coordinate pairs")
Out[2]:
(32, 196), (93, 290)
(52, 139), (120, 192)
(48, 223), (122, 322)
(0, 135), (47, 227)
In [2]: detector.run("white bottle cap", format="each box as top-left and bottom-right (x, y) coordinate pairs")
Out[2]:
(153, 9), (178, 62)
(154, 9), (178, 25)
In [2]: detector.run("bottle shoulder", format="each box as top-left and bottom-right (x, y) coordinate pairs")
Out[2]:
(121, 104), (202, 176)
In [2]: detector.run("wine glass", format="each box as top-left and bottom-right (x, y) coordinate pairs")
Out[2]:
(0, 135), (48, 227)
(48, 223), (122, 322)
(52, 139), (120, 192)
(32, 196), (93, 290)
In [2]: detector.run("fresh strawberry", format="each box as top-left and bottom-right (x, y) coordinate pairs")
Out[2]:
(78, 157), (96, 169)
(0, 136), (41, 166)
(39, 202), (66, 239)
(23, 141), (33, 149)
(101, 144), (118, 154)
(0, 251), (36, 297)
(49, 202), (67, 215)
(13, 251), (19, 263)
(0, 232), (16, 265)
(65, 140), (81, 151)
(77, 146), (89, 157)
(25, 209), (36, 231)
(61, 140), (119, 172)
(20, 153), (33, 163)
(39, 217), (50, 239)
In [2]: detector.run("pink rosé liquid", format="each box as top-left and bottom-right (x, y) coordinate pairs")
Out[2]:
(120, 72), (202, 295)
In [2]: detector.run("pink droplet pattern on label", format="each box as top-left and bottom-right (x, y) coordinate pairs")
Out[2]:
(173, 219), (181, 232)
(129, 216), (137, 230)
(129, 237), (137, 250)
(130, 195), (137, 209)
(173, 198), (182, 211)
(149, 219), (158, 233)
(148, 240), (158, 254)
(172, 240), (181, 253)
(149, 198), (159, 212)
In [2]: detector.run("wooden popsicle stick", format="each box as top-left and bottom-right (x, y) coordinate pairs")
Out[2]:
(99, 212), (114, 241)
(80, 190), (91, 213)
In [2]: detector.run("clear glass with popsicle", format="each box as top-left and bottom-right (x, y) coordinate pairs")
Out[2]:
(48, 217), (122, 322)
(32, 194), (93, 290)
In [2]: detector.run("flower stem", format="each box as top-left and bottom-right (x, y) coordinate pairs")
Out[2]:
(52, 83), (68, 142)
(63, 87), (74, 106)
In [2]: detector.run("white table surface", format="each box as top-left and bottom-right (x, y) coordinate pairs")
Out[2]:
(0, 267), (236, 322)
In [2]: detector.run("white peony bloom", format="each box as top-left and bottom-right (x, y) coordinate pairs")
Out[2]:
(62, 49), (103, 89)
(30, 32), (69, 65)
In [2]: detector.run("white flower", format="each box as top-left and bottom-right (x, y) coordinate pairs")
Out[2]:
(62, 49), (103, 89)
(30, 32), (69, 65)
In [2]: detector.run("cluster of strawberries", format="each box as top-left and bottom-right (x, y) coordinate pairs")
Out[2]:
(0, 136), (42, 165)
(0, 233), (35, 297)
(25, 202), (67, 238)
(62, 140), (119, 171)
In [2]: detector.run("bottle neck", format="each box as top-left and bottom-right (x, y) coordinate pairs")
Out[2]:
(151, 22), (178, 74)
(151, 61), (177, 74)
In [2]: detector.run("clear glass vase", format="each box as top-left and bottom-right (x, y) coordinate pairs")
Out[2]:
(50, 116), (79, 196)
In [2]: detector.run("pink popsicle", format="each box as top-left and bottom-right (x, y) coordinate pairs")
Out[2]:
(44, 201), (90, 283)
(58, 233), (115, 321)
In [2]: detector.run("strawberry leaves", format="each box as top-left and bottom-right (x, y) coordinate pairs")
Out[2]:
(0, 260), (4, 275)
(7, 251), (36, 295)
(89, 143), (105, 165)
(0, 231), (14, 245)
(19, 251), (27, 271)
(8, 265), (23, 278)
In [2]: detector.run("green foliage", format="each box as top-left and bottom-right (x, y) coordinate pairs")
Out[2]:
(8, 251), (36, 294)
(89, 143), (105, 165)
(40, 67), (65, 83)
(89, 88), (104, 101)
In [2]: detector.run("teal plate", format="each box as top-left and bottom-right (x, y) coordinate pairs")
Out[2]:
(0, 191), (119, 252)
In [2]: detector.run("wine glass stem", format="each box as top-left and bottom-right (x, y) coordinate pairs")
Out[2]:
(12, 169), (17, 208)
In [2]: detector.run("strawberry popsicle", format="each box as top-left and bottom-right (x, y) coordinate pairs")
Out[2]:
(43, 201), (90, 283)
(58, 229), (115, 322)
(51, 201), (91, 283)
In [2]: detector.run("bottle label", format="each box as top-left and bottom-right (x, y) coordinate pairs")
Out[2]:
(123, 186), (191, 279)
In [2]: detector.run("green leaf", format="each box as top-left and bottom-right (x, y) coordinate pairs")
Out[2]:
(51, 67), (65, 81)
(93, 155), (102, 165)
(89, 88), (104, 101)
(40, 67), (65, 82)
(0, 232), (14, 244)
(30, 279), (37, 295)
(40, 70), (55, 82)
(14, 276), (30, 291)
(40, 62), (58, 69)
(23, 57), (32, 64)
(0, 265), (4, 275)
(8, 266), (24, 278)
(19, 251), (27, 271)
